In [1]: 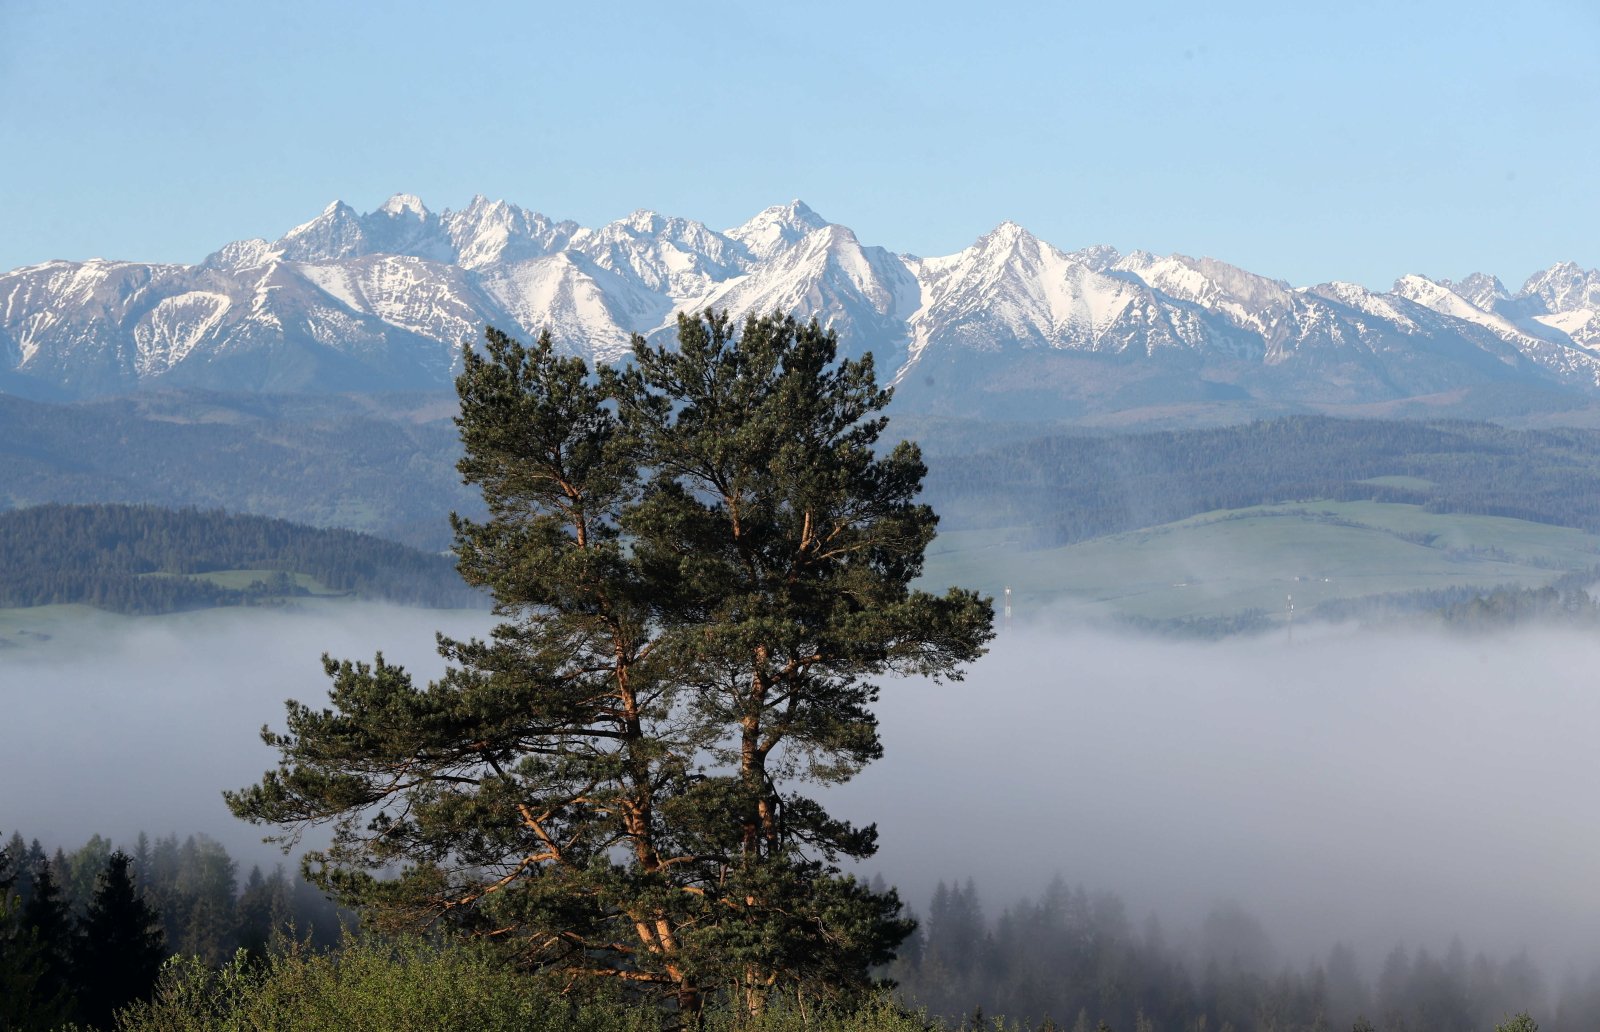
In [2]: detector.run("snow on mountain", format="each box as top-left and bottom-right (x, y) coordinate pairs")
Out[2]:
(682, 221), (918, 361)
(443, 196), (580, 270)
(897, 222), (1219, 384)
(276, 201), (371, 263)
(1441, 272), (1511, 312)
(725, 200), (830, 262)
(5, 194), (1600, 414)
(1523, 262), (1600, 314)
(572, 210), (748, 302)
(477, 251), (668, 364)
(1113, 252), (1293, 336)
(1515, 262), (1600, 352)
(292, 254), (510, 359)
(201, 238), (278, 274)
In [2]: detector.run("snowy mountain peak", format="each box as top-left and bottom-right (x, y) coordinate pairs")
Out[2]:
(726, 200), (830, 261)
(1522, 261), (1600, 314)
(980, 220), (1032, 245)
(1441, 271), (1509, 311)
(1067, 243), (1123, 272)
(379, 193), (430, 218)
(201, 238), (278, 273)
(277, 201), (368, 261)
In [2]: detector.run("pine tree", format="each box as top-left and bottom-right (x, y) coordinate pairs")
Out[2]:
(228, 313), (993, 1014)
(74, 851), (166, 1030)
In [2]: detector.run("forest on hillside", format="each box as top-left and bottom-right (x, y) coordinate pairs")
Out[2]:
(923, 417), (1600, 545)
(12, 393), (1600, 559)
(0, 391), (479, 551)
(0, 504), (487, 614)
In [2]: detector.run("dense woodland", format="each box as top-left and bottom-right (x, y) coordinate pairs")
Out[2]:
(0, 390), (480, 551)
(0, 504), (487, 613)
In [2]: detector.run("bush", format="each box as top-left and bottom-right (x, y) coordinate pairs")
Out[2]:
(114, 935), (935, 1032)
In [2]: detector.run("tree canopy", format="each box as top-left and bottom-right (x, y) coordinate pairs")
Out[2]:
(227, 312), (994, 1013)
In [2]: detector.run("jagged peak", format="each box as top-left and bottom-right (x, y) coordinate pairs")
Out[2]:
(1393, 273), (1441, 293)
(1068, 243), (1123, 271)
(283, 200), (360, 239)
(617, 208), (667, 234)
(725, 200), (831, 260)
(378, 193), (429, 218)
(733, 199), (829, 231)
(778, 198), (824, 224)
(972, 220), (1045, 253)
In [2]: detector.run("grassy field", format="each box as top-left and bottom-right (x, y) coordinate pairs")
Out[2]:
(0, 603), (113, 651)
(922, 500), (1600, 623)
(175, 568), (340, 594)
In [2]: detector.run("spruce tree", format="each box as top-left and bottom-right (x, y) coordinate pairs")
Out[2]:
(1, 837), (73, 1030)
(20, 861), (75, 1019)
(74, 851), (166, 1030)
(228, 312), (993, 1012)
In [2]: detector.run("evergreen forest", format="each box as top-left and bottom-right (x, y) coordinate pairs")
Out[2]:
(0, 504), (486, 613)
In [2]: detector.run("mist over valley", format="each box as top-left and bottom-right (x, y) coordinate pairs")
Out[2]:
(8, 602), (1600, 988)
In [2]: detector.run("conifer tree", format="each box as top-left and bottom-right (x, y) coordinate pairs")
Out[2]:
(228, 313), (993, 1013)
(20, 861), (75, 1019)
(74, 851), (166, 1030)
(1, 837), (74, 1031)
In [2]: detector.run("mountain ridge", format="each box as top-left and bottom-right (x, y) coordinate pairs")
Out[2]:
(4, 194), (1598, 418)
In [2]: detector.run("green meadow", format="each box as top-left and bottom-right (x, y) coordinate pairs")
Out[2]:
(922, 499), (1600, 622)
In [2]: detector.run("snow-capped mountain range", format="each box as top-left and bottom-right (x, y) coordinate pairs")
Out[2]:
(3, 194), (1598, 417)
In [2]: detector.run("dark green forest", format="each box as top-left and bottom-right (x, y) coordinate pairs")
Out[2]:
(0, 830), (345, 1030)
(0, 504), (486, 613)
(0, 391), (480, 551)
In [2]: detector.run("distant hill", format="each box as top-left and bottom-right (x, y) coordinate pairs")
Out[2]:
(0, 390), (480, 551)
(924, 415), (1600, 546)
(0, 504), (486, 614)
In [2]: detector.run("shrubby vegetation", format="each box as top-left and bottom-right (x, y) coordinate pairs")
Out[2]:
(117, 938), (931, 1032)
(0, 504), (486, 613)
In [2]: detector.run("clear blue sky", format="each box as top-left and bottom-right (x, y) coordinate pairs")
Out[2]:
(2, 0), (1596, 290)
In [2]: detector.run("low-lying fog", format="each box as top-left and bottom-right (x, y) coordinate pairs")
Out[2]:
(4, 604), (1597, 973)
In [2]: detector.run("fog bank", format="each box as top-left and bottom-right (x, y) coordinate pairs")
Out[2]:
(841, 622), (1600, 968)
(0, 603), (493, 866)
(5, 605), (1598, 972)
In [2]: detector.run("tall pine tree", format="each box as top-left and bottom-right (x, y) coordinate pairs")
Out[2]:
(228, 313), (992, 1013)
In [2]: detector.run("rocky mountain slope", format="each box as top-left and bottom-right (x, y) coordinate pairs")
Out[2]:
(3, 195), (1597, 418)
